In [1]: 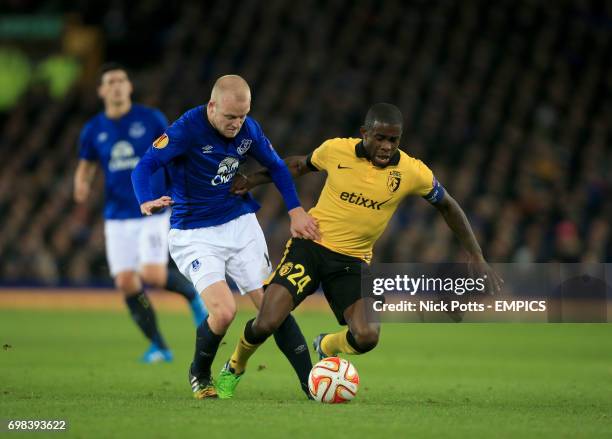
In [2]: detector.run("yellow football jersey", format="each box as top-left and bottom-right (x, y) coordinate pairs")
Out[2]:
(307, 137), (438, 263)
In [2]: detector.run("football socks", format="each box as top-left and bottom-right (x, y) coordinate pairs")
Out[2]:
(229, 334), (260, 374)
(229, 318), (267, 373)
(124, 290), (168, 350)
(192, 317), (224, 379)
(232, 316), (312, 396)
(321, 328), (359, 355)
(272, 314), (312, 396)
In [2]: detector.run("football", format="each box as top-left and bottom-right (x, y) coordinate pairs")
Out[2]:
(308, 357), (360, 403)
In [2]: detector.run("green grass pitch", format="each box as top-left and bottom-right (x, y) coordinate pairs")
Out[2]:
(1, 307), (611, 438)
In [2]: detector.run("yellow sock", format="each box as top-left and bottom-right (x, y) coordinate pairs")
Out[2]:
(229, 335), (262, 374)
(320, 328), (358, 356)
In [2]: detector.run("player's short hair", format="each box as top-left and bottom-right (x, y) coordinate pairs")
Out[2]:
(99, 62), (129, 82)
(364, 103), (403, 129)
(210, 74), (250, 102)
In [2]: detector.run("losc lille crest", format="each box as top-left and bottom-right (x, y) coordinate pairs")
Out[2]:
(387, 171), (401, 193)
(279, 262), (294, 276)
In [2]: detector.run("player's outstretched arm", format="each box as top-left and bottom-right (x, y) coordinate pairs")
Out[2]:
(266, 156), (320, 240)
(231, 155), (313, 195)
(433, 192), (503, 293)
(139, 196), (174, 216)
(73, 159), (97, 203)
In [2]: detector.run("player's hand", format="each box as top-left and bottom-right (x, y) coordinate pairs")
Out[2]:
(140, 196), (174, 216)
(73, 182), (90, 203)
(468, 254), (503, 295)
(230, 173), (251, 196)
(288, 207), (320, 241)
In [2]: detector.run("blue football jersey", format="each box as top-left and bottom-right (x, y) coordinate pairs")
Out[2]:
(132, 105), (300, 230)
(79, 104), (168, 219)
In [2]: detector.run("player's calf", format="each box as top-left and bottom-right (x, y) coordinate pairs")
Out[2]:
(218, 285), (298, 398)
(190, 281), (236, 397)
(123, 288), (170, 355)
(251, 313), (285, 339)
(347, 325), (379, 353)
(319, 325), (380, 356)
(323, 297), (380, 355)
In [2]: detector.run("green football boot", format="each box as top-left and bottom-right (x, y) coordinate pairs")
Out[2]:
(216, 361), (244, 399)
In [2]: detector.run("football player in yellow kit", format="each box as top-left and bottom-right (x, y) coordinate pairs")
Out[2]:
(215, 103), (502, 398)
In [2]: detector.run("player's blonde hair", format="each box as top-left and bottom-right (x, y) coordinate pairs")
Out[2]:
(210, 75), (251, 103)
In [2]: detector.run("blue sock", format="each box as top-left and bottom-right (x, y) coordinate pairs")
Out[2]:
(124, 290), (168, 350)
(165, 268), (198, 302)
(192, 318), (224, 379)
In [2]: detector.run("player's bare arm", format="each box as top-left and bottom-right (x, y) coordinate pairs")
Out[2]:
(73, 159), (97, 203)
(231, 155), (313, 195)
(231, 155), (320, 240)
(433, 192), (503, 293)
(139, 196), (174, 216)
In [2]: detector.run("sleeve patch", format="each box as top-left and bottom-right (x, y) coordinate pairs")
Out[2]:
(153, 133), (169, 149)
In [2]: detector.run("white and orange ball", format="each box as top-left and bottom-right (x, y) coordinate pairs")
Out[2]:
(308, 357), (360, 403)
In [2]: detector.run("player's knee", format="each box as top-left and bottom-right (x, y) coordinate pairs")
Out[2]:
(352, 327), (379, 353)
(115, 272), (141, 293)
(252, 315), (282, 337)
(139, 265), (167, 288)
(209, 305), (236, 330)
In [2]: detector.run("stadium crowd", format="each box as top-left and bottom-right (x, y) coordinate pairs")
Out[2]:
(0, 0), (610, 285)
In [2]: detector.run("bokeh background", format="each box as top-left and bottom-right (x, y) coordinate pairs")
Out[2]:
(1, 0), (610, 286)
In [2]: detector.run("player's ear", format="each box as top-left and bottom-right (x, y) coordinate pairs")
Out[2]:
(360, 126), (367, 139)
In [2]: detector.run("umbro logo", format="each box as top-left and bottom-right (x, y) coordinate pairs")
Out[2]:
(337, 164), (352, 169)
(201, 145), (214, 154)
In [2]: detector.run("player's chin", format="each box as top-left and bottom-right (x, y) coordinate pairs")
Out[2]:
(374, 156), (390, 166)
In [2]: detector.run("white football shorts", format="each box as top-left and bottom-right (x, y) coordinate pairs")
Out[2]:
(104, 211), (170, 276)
(168, 213), (272, 295)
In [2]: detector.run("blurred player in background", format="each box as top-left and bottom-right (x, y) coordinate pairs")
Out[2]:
(73, 63), (207, 364)
(132, 75), (320, 399)
(218, 103), (503, 397)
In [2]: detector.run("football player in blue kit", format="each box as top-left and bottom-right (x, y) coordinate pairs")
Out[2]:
(132, 74), (320, 399)
(74, 63), (207, 363)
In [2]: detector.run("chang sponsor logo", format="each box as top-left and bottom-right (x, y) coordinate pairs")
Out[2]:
(109, 141), (139, 171)
(211, 157), (239, 186)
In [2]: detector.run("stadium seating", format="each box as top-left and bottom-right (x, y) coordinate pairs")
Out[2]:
(0, 0), (610, 285)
